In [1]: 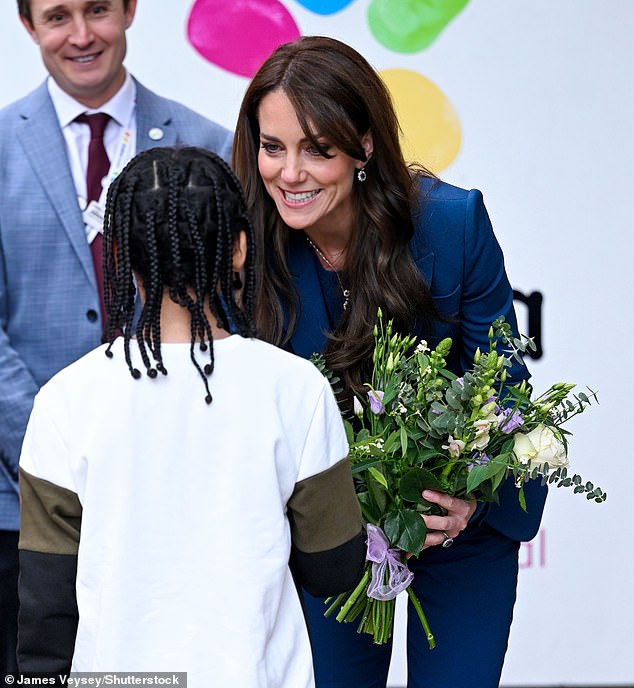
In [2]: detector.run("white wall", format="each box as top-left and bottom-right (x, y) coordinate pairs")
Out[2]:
(2, 1), (632, 684)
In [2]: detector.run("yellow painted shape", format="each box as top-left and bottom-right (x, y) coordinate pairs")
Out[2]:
(379, 68), (461, 172)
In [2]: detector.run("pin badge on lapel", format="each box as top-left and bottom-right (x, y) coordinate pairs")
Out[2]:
(148, 128), (164, 141)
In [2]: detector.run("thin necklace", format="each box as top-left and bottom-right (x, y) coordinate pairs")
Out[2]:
(305, 234), (350, 310)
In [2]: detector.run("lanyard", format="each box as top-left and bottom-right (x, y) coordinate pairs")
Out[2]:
(82, 108), (136, 243)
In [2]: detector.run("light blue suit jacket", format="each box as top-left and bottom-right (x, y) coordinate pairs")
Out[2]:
(285, 177), (546, 543)
(0, 79), (233, 529)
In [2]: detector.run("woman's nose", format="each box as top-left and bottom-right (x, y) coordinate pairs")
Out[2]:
(280, 155), (306, 185)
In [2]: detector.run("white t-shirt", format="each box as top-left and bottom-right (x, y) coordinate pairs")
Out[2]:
(20, 335), (351, 687)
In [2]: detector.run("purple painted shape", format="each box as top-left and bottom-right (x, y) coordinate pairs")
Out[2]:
(187, 0), (300, 78)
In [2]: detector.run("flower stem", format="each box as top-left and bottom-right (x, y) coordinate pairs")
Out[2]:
(357, 598), (373, 635)
(335, 567), (371, 623)
(407, 586), (435, 649)
(324, 592), (348, 618)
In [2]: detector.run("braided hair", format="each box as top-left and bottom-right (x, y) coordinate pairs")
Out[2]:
(103, 146), (256, 403)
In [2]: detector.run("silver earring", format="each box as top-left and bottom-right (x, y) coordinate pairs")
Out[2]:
(357, 168), (367, 182)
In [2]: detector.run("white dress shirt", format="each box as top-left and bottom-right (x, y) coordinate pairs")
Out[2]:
(47, 72), (137, 217)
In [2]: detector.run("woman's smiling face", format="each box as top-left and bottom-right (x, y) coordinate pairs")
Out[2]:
(257, 89), (369, 239)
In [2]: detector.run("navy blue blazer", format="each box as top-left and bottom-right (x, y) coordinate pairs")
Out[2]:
(285, 177), (546, 543)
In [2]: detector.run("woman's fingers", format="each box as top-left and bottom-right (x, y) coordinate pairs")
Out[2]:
(419, 490), (477, 549)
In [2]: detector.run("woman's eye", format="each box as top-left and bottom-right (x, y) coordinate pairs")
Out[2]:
(260, 143), (281, 154)
(306, 142), (331, 157)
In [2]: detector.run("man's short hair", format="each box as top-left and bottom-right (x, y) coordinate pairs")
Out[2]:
(18, 0), (132, 27)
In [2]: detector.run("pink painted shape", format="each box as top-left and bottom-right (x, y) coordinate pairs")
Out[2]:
(187, 0), (301, 78)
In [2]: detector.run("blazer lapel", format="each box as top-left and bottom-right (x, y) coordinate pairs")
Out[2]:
(287, 233), (331, 358)
(134, 81), (180, 152)
(16, 85), (96, 286)
(414, 251), (434, 288)
(408, 220), (435, 289)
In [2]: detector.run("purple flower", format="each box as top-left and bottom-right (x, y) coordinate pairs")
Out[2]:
(468, 452), (491, 472)
(474, 451), (491, 465)
(487, 396), (501, 413)
(499, 408), (524, 434)
(368, 389), (385, 415)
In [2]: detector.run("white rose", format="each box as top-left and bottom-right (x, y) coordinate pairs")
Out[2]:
(512, 425), (568, 472)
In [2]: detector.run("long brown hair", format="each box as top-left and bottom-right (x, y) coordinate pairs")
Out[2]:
(233, 35), (437, 390)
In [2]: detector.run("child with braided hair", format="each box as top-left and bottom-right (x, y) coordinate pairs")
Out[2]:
(17, 147), (365, 686)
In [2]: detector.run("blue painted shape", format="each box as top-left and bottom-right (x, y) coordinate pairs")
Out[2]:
(293, 0), (356, 15)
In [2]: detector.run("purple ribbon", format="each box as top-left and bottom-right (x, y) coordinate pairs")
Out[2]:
(366, 524), (414, 601)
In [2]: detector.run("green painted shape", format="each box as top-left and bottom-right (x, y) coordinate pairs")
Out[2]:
(368, 0), (470, 53)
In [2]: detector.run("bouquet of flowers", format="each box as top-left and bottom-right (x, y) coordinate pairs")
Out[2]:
(312, 310), (606, 648)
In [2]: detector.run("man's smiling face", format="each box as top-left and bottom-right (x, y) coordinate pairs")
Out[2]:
(22, 0), (137, 108)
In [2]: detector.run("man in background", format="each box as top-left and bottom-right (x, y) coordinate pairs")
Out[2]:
(0, 0), (233, 671)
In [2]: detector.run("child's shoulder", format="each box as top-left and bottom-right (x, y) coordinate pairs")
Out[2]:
(231, 336), (328, 385)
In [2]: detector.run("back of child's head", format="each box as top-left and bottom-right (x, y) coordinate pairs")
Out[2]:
(103, 146), (256, 403)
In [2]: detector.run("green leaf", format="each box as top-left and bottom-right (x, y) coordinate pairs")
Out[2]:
(358, 491), (382, 523)
(466, 460), (507, 494)
(367, 473), (388, 513)
(356, 428), (371, 443)
(491, 461), (509, 492)
(368, 466), (389, 490)
(400, 426), (408, 457)
(518, 485), (527, 511)
(344, 420), (355, 445)
(445, 388), (463, 410)
(416, 449), (444, 464)
(383, 508), (427, 555)
(399, 468), (446, 502)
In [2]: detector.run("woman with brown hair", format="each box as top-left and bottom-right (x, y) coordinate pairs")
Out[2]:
(233, 36), (546, 688)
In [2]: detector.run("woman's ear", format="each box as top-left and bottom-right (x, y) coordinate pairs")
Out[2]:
(232, 231), (248, 272)
(361, 131), (374, 163)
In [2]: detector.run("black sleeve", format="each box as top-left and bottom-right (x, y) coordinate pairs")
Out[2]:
(290, 530), (366, 597)
(18, 550), (78, 674)
(18, 468), (81, 673)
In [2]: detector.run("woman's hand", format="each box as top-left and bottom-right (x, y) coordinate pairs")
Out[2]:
(420, 490), (477, 550)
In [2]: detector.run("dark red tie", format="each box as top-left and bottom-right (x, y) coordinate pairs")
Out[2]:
(76, 112), (110, 332)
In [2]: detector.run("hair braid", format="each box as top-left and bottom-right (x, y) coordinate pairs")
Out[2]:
(145, 210), (167, 376)
(103, 147), (256, 402)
